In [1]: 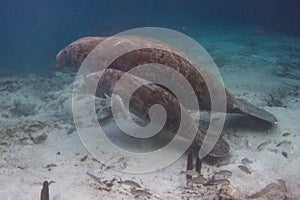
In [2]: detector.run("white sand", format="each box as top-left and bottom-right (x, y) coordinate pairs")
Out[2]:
(0, 30), (299, 199)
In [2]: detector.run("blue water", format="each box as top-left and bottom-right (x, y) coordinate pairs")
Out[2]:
(0, 0), (299, 74)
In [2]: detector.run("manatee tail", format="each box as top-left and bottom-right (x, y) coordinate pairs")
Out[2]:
(234, 99), (278, 124)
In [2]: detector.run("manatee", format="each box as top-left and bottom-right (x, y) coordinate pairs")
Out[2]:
(56, 36), (277, 124)
(85, 68), (230, 158)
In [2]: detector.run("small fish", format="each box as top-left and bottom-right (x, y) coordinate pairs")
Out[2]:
(257, 141), (269, 151)
(44, 164), (57, 169)
(130, 188), (152, 197)
(86, 172), (104, 185)
(241, 158), (253, 165)
(80, 155), (88, 162)
(282, 151), (288, 158)
(276, 140), (291, 147)
(181, 170), (199, 176)
(118, 179), (141, 188)
(190, 176), (207, 184)
(238, 165), (252, 174)
(103, 178), (116, 188)
(206, 179), (230, 186)
(214, 170), (232, 177)
(282, 132), (291, 137)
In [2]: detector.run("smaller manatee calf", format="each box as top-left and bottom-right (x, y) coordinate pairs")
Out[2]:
(85, 69), (230, 158)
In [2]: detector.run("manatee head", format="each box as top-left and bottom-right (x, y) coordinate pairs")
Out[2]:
(56, 36), (106, 68)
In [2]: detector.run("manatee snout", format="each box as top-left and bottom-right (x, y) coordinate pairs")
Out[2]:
(56, 49), (69, 67)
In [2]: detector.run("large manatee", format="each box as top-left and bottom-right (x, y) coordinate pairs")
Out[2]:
(56, 36), (277, 124)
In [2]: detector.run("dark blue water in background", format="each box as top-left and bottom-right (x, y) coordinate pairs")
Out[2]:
(0, 0), (299, 75)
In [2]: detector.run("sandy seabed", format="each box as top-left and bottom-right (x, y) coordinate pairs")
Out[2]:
(0, 28), (299, 199)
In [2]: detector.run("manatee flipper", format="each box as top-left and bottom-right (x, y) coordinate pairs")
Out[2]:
(198, 137), (230, 158)
(234, 99), (278, 124)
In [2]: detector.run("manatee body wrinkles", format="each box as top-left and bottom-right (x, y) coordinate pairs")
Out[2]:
(56, 36), (278, 124)
(56, 36), (278, 158)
